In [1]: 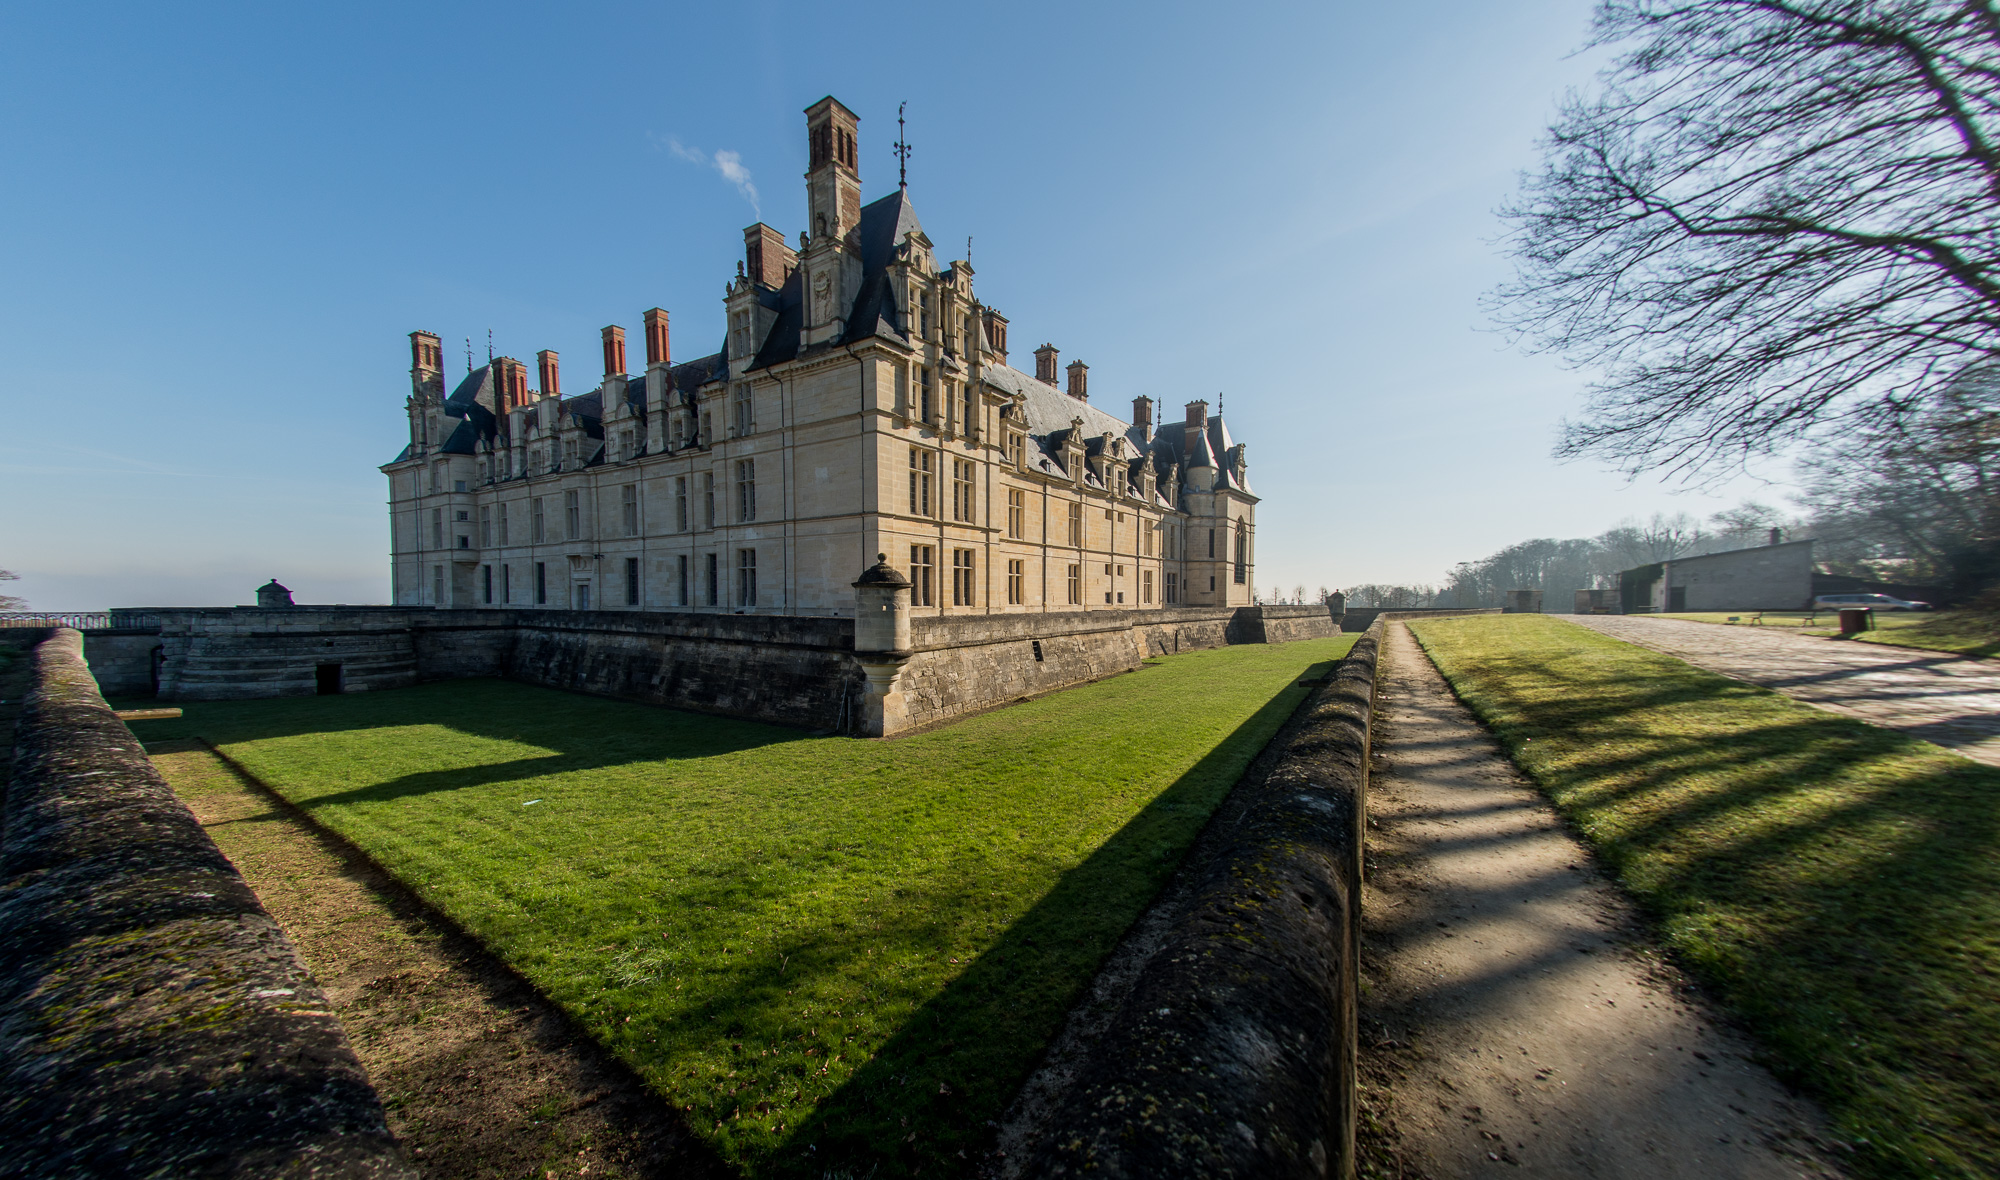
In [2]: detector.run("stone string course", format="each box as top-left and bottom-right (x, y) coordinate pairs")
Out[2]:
(0, 629), (411, 1179)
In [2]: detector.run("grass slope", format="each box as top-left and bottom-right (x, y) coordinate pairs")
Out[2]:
(1404, 616), (1999, 1180)
(132, 637), (1351, 1177)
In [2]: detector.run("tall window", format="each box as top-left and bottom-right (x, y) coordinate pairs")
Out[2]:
(534, 562), (547, 605)
(1007, 559), (1024, 605)
(737, 548), (758, 607)
(909, 545), (935, 607)
(576, 583), (591, 610)
(960, 384), (976, 436)
(433, 565), (444, 604)
(502, 563), (511, 604)
(1234, 519), (1249, 584)
(625, 557), (640, 606)
(706, 552), (720, 606)
(1165, 571), (1179, 604)
(1208, 528), (1216, 558)
(703, 472), (716, 529)
(431, 508), (443, 549)
(531, 497), (545, 543)
(1066, 563), (1081, 605)
(565, 490), (581, 539)
(951, 549), (975, 606)
(1006, 489), (1025, 539)
(621, 485), (638, 536)
(480, 505), (492, 548)
(675, 476), (688, 531)
(498, 503), (510, 545)
(919, 367), (934, 421)
(619, 429), (634, 460)
(737, 459), (757, 522)
(909, 447), (933, 516)
(732, 384), (754, 436)
(951, 459), (975, 522)
(1067, 501), (1083, 547)
(671, 413), (686, 450)
(1142, 569), (1154, 604)
(677, 554), (690, 606)
(482, 564), (492, 604)
(1142, 520), (1154, 556)
(1006, 431), (1024, 467)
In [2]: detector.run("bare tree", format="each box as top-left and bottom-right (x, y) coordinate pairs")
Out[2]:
(0, 569), (24, 612)
(1498, 1), (2000, 476)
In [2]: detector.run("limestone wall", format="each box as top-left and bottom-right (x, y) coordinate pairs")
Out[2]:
(77, 629), (162, 696)
(0, 629), (410, 1177)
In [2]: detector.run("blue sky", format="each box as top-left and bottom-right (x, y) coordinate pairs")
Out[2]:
(0, 1), (1784, 610)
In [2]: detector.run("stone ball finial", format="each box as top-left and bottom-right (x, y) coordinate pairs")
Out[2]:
(878, 552), (887, 562)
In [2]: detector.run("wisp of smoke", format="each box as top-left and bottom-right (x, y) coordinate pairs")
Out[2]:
(664, 136), (759, 214)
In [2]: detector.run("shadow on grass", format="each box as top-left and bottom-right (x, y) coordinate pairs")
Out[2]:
(1414, 621), (2000, 1180)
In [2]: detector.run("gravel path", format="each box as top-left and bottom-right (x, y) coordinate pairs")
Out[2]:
(1569, 615), (2000, 765)
(1359, 623), (1843, 1179)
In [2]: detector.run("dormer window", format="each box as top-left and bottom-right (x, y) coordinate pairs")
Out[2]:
(1006, 431), (1024, 467)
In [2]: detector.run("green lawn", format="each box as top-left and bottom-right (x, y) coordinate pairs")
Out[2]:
(1652, 609), (2000, 659)
(1405, 615), (1999, 1180)
(130, 637), (1352, 1177)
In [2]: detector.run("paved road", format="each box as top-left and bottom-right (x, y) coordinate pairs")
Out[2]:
(1359, 624), (1841, 1178)
(1568, 615), (2000, 766)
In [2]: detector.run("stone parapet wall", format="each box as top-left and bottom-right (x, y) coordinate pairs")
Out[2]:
(0, 629), (411, 1178)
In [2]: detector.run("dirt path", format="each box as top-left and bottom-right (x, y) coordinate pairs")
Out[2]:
(147, 740), (727, 1180)
(1570, 615), (2000, 766)
(1358, 624), (1845, 1179)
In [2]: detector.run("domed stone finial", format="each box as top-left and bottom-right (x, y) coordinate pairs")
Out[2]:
(878, 552), (887, 562)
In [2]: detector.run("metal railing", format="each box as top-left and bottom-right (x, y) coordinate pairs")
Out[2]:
(0, 612), (161, 630)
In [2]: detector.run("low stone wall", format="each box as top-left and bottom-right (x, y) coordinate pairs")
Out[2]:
(1255, 603), (1340, 644)
(0, 629), (411, 1178)
(1338, 605), (1500, 632)
(77, 629), (162, 697)
(1027, 619), (1383, 1178)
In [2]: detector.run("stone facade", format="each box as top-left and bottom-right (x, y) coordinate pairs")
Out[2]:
(383, 97), (1258, 623)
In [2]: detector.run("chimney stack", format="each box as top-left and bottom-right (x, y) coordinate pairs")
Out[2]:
(537, 350), (560, 399)
(409, 330), (442, 394)
(602, 325), (626, 378)
(1132, 396), (1152, 433)
(643, 308), (671, 368)
(1035, 343), (1059, 386)
(744, 223), (797, 288)
(982, 309), (1009, 364)
(1769, 526), (1782, 546)
(495, 357), (529, 413)
(1066, 360), (1089, 400)
(1185, 399), (1209, 427)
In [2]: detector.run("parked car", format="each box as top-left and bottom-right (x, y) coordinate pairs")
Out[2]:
(1812, 593), (1934, 612)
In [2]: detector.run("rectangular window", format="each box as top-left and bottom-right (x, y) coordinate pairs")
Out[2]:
(1006, 431), (1024, 467)
(532, 497), (546, 543)
(502, 563), (512, 603)
(671, 413), (686, 450)
(919, 367), (934, 421)
(737, 458), (756, 522)
(909, 447), (933, 516)
(1007, 488), (1025, 539)
(951, 549), (975, 606)
(619, 428), (634, 460)
(677, 554), (690, 607)
(909, 545), (935, 607)
(961, 384), (976, 436)
(1234, 523), (1248, 584)
(499, 503), (509, 545)
(1143, 521), (1154, 556)
(1066, 563), (1081, 605)
(732, 384), (754, 436)
(433, 565), (444, 604)
(625, 556), (640, 605)
(1165, 571), (1178, 604)
(1067, 501), (1083, 547)
(706, 552), (720, 606)
(951, 459), (975, 522)
(675, 476), (689, 531)
(457, 532), (470, 550)
(454, 479), (467, 493)
(1006, 558), (1024, 605)
(1143, 569), (1155, 604)
(576, 583), (591, 610)
(1208, 528), (1216, 558)
(431, 508), (443, 549)
(703, 472), (716, 529)
(480, 505), (492, 548)
(737, 548), (757, 607)
(702, 409), (713, 443)
(565, 490), (580, 539)
(482, 564), (492, 603)
(621, 485), (638, 536)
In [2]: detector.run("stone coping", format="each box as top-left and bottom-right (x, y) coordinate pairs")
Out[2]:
(0, 628), (412, 1178)
(1025, 619), (1383, 1178)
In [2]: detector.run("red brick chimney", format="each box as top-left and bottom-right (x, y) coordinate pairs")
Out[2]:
(1035, 344), (1059, 386)
(1185, 400), (1209, 427)
(744, 224), (797, 288)
(494, 357), (530, 413)
(982, 309), (1009, 363)
(1132, 396), (1152, 433)
(1066, 360), (1089, 400)
(537, 350), (560, 399)
(643, 308), (671, 368)
(602, 326), (626, 378)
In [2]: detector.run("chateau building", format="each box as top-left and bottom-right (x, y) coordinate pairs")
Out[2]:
(384, 97), (1257, 617)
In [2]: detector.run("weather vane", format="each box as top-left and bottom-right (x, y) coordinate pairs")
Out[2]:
(894, 101), (912, 190)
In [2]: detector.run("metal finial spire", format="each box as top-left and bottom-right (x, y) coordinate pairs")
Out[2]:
(894, 102), (912, 190)
(967, 235), (973, 269)
(466, 337), (473, 374)
(486, 329), (494, 362)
